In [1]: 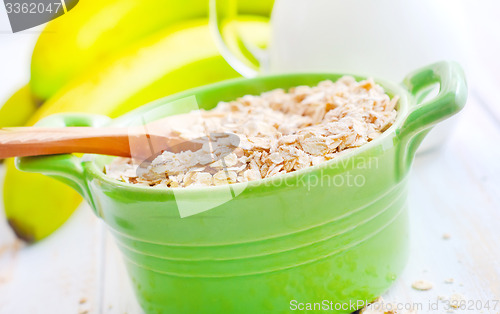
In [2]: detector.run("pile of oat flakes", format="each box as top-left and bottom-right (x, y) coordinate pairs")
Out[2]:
(105, 77), (398, 187)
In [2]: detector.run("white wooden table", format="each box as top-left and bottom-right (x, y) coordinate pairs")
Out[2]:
(0, 2), (499, 313)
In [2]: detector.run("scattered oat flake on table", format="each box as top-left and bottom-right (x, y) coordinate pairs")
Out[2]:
(442, 233), (451, 239)
(449, 293), (465, 308)
(360, 297), (417, 314)
(359, 297), (395, 314)
(106, 77), (398, 188)
(444, 278), (454, 284)
(411, 280), (433, 291)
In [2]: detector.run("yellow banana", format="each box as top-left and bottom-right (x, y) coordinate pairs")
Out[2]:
(30, 18), (268, 121)
(4, 159), (81, 242)
(30, 0), (273, 100)
(0, 84), (40, 127)
(6, 18), (269, 242)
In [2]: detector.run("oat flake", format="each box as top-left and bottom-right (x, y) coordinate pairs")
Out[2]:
(411, 280), (434, 291)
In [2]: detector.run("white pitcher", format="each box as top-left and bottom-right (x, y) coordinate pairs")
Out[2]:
(210, 0), (467, 152)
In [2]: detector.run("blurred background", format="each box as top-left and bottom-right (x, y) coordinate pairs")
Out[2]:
(0, 0), (499, 313)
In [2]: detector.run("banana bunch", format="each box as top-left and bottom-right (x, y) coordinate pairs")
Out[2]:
(1, 0), (272, 242)
(31, 0), (273, 100)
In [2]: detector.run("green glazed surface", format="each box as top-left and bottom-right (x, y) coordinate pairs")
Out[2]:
(17, 62), (467, 313)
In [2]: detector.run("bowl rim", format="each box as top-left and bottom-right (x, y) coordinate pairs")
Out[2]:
(83, 72), (412, 195)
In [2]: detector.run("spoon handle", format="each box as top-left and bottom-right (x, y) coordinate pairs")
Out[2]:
(0, 127), (132, 158)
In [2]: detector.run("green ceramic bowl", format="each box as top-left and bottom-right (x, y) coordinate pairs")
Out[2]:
(17, 61), (466, 314)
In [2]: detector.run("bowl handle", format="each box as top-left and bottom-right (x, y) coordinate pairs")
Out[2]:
(398, 61), (467, 170)
(15, 113), (111, 212)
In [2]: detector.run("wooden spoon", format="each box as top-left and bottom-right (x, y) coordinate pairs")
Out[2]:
(0, 126), (185, 160)
(0, 114), (205, 160)
(0, 111), (244, 168)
